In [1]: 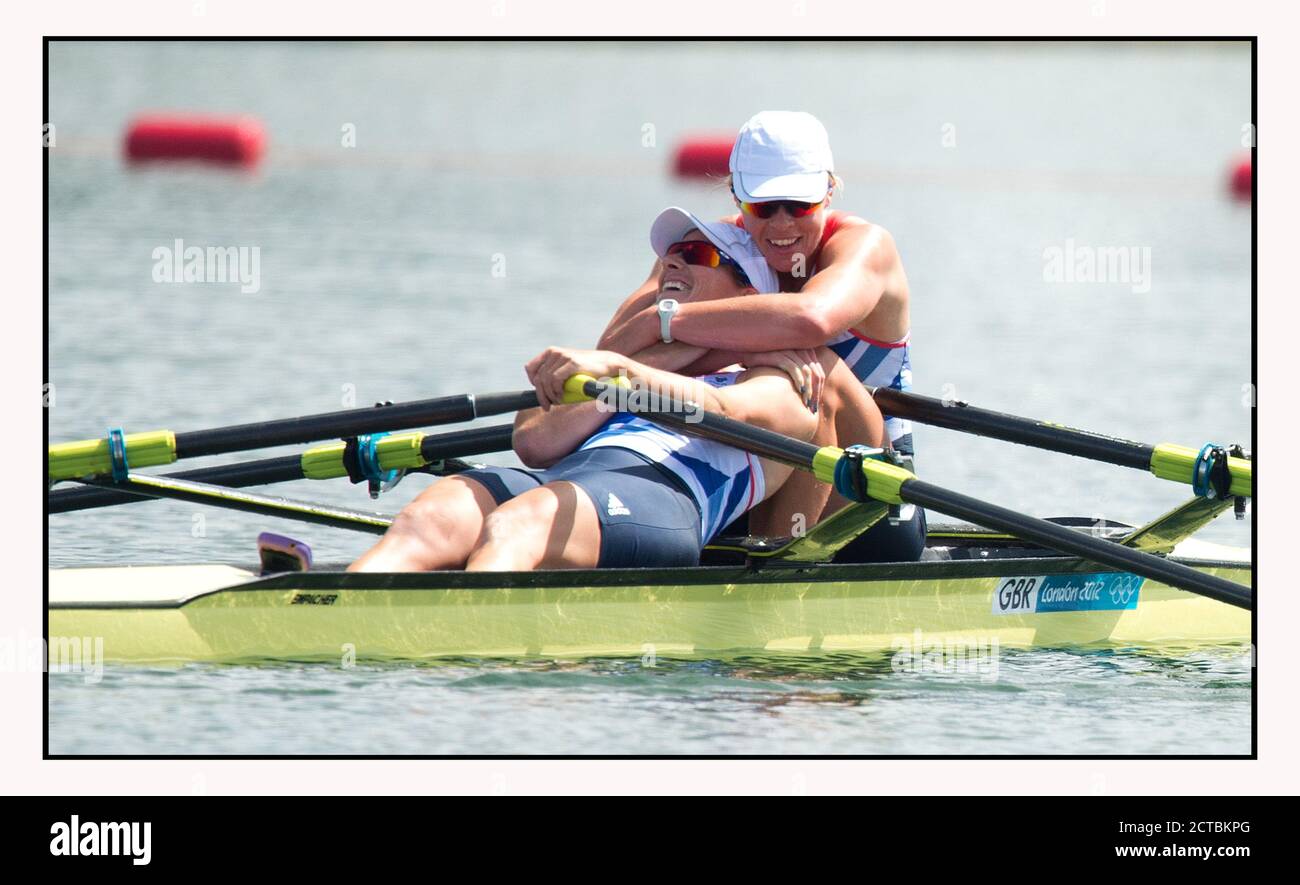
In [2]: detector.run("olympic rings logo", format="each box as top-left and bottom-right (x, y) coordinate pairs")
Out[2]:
(1109, 575), (1142, 606)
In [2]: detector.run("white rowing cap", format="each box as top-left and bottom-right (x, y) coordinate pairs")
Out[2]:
(649, 207), (779, 293)
(729, 111), (834, 203)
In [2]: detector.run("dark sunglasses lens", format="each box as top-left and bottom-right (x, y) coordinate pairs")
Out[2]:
(668, 241), (719, 267)
(748, 200), (821, 218)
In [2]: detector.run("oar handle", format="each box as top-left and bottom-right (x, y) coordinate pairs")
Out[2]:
(562, 373), (629, 404)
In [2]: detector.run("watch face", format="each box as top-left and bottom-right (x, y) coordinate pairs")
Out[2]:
(659, 299), (677, 343)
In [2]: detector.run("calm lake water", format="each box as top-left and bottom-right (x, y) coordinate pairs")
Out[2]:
(47, 40), (1253, 755)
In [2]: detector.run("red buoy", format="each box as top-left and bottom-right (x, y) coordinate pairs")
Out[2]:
(125, 115), (266, 167)
(673, 135), (735, 179)
(1229, 154), (1252, 202)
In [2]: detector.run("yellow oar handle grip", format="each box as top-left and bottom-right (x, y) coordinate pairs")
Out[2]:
(810, 446), (915, 505)
(562, 373), (630, 404)
(1150, 444), (1252, 498)
(48, 430), (177, 482)
(300, 432), (428, 480)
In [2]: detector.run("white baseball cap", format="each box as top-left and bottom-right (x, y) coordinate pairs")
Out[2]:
(729, 111), (834, 203)
(650, 207), (778, 293)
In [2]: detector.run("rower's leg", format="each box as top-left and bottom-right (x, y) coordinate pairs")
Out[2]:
(815, 369), (888, 522)
(465, 481), (601, 571)
(348, 476), (500, 572)
(747, 410), (836, 538)
(749, 352), (884, 537)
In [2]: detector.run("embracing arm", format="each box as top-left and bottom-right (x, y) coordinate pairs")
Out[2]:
(513, 348), (729, 468)
(595, 259), (757, 375)
(605, 223), (900, 353)
(513, 347), (810, 467)
(709, 369), (819, 441)
(513, 335), (728, 468)
(518, 294), (757, 467)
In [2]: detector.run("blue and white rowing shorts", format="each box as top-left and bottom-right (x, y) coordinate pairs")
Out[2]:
(458, 447), (703, 568)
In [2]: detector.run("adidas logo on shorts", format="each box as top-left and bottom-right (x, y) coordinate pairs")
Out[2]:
(606, 493), (631, 517)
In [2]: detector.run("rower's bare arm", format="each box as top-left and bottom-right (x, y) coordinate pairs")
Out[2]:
(607, 223), (901, 353)
(515, 347), (734, 468)
(515, 342), (819, 467)
(513, 401), (610, 468)
(677, 349), (749, 376)
(598, 257), (763, 372)
(602, 319), (744, 379)
(711, 369), (819, 441)
(514, 341), (729, 468)
(823, 356), (887, 448)
(598, 358), (813, 440)
(604, 320), (758, 380)
(800, 223), (901, 338)
(621, 341), (711, 371)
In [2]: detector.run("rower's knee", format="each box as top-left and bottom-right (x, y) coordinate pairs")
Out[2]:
(463, 495), (553, 571)
(363, 477), (492, 568)
(469, 482), (598, 570)
(478, 491), (555, 549)
(388, 500), (461, 549)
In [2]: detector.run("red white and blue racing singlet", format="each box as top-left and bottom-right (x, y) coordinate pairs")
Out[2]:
(825, 329), (914, 456)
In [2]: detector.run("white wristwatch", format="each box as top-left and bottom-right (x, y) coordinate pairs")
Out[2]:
(657, 298), (680, 344)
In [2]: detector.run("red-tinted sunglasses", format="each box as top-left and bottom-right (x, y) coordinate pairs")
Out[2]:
(665, 240), (751, 286)
(738, 198), (825, 219)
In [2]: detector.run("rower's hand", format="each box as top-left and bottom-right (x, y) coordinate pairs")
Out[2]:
(525, 346), (625, 410)
(740, 349), (824, 413)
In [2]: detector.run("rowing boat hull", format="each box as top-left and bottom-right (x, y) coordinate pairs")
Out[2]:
(48, 552), (1251, 664)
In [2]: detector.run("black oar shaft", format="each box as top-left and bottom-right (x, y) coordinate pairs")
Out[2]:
(49, 455), (303, 514)
(173, 390), (536, 458)
(420, 423), (514, 461)
(899, 479), (1251, 608)
(872, 387), (1155, 471)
